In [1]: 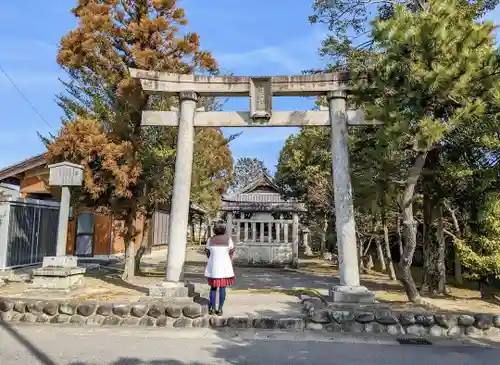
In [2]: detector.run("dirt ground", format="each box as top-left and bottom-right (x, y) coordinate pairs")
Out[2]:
(1, 248), (499, 316)
(295, 258), (500, 315)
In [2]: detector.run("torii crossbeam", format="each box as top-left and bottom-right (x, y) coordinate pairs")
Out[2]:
(130, 68), (377, 303)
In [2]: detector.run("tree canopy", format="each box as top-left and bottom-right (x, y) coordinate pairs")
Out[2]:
(230, 157), (270, 191)
(276, 0), (500, 301)
(46, 0), (232, 279)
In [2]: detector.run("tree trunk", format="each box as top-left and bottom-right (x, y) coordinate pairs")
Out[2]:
(446, 204), (463, 285)
(320, 216), (328, 254)
(134, 217), (151, 275)
(198, 217), (203, 245)
(396, 217), (403, 258)
(190, 221), (195, 246)
(122, 208), (137, 281)
(400, 151), (427, 302)
(375, 238), (387, 272)
(422, 200), (447, 295)
(420, 148), (447, 296)
(383, 219), (397, 280)
(358, 235), (365, 272)
(435, 205), (446, 293)
(479, 278), (497, 299)
(420, 188), (433, 295)
(454, 247), (463, 285)
(422, 203), (446, 295)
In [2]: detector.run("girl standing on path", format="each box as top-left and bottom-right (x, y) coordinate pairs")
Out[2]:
(204, 221), (236, 316)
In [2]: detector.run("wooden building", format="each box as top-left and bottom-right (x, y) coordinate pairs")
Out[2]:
(221, 173), (306, 267)
(0, 154), (206, 260)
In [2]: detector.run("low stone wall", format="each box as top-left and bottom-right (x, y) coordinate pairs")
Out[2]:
(2, 295), (500, 340)
(0, 297), (302, 330)
(232, 243), (293, 267)
(302, 295), (500, 338)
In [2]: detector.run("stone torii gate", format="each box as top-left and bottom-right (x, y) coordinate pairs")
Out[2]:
(130, 69), (377, 303)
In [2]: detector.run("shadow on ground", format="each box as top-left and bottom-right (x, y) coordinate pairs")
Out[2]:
(186, 265), (340, 292)
(84, 267), (149, 295)
(2, 318), (500, 365)
(71, 251), (500, 316)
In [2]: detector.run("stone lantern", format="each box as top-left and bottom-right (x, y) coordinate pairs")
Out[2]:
(27, 162), (86, 296)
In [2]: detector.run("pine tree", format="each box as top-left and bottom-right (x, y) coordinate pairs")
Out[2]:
(49, 0), (231, 279)
(351, 0), (500, 301)
(455, 194), (500, 296)
(230, 157), (270, 191)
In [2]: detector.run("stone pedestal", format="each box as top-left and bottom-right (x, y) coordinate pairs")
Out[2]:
(149, 281), (190, 298)
(42, 255), (78, 268)
(28, 267), (86, 294)
(25, 256), (85, 296)
(329, 285), (376, 303)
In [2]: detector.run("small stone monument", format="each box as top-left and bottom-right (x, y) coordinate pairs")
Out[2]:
(302, 227), (313, 257)
(27, 162), (86, 296)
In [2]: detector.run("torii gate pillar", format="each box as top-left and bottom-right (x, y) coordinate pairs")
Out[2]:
(130, 69), (375, 303)
(164, 91), (197, 284)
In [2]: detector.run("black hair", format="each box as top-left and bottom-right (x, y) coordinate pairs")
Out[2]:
(213, 220), (227, 235)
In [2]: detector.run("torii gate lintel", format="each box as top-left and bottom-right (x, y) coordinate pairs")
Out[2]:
(130, 68), (376, 304)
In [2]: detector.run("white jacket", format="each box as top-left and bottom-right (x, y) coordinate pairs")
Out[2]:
(204, 237), (235, 279)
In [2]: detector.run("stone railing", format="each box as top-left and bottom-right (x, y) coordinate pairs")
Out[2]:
(302, 295), (500, 338)
(1, 295), (500, 340)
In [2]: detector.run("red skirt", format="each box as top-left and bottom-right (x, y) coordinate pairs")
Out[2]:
(206, 276), (235, 287)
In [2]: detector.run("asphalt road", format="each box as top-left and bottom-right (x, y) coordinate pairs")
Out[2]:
(1, 322), (500, 365)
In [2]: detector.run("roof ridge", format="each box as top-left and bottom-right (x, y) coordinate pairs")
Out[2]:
(0, 153), (48, 182)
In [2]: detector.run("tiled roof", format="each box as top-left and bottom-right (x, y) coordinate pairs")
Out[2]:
(221, 200), (306, 212)
(237, 172), (278, 194)
(221, 188), (305, 213)
(222, 192), (284, 204)
(0, 153), (47, 182)
(222, 172), (306, 212)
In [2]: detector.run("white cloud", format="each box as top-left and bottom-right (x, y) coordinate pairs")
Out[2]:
(217, 47), (304, 74)
(0, 70), (64, 90)
(0, 38), (56, 62)
(246, 130), (297, 144)
(214, 29), (325, 74)
(229, 128), (298, 146)
(0, 129), (44, 145)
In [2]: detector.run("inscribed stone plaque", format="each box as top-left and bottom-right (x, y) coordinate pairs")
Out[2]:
(249, 77), (272, 122)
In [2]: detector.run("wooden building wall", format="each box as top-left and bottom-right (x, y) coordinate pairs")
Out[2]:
(12, 165), (172, 257)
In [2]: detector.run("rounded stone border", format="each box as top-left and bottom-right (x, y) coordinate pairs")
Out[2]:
(2, 295), (500, 339)
(300, 294), (500, 338)
(0, 297), (302, 330)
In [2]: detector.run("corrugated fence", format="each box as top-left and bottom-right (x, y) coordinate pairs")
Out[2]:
(0, 198), (59, 270)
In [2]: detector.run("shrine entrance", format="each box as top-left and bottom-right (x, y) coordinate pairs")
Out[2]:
(221, 172), (305, 267)
(130, 69), (378, 303)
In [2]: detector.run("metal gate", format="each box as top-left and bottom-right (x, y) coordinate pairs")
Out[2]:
(0, 199), (59, 270)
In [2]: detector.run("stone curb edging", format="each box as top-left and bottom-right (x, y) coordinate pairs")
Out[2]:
(3, 294), (500, 339)
(301, 295), (500, 338)
(0, 297), (303, 330)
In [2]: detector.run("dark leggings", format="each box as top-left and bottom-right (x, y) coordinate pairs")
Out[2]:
(209, 286), (226, 310)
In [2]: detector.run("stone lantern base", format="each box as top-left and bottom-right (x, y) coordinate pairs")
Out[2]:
(25, 256), (86, 296)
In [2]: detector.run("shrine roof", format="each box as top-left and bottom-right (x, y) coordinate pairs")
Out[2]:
(221, 172), (306, 212)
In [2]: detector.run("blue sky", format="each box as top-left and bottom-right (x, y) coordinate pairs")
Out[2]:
(0, 1), (498, 174)
(0, 0), (325, 174)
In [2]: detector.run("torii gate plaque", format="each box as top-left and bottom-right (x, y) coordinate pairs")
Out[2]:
(130, 69), (377, 303)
